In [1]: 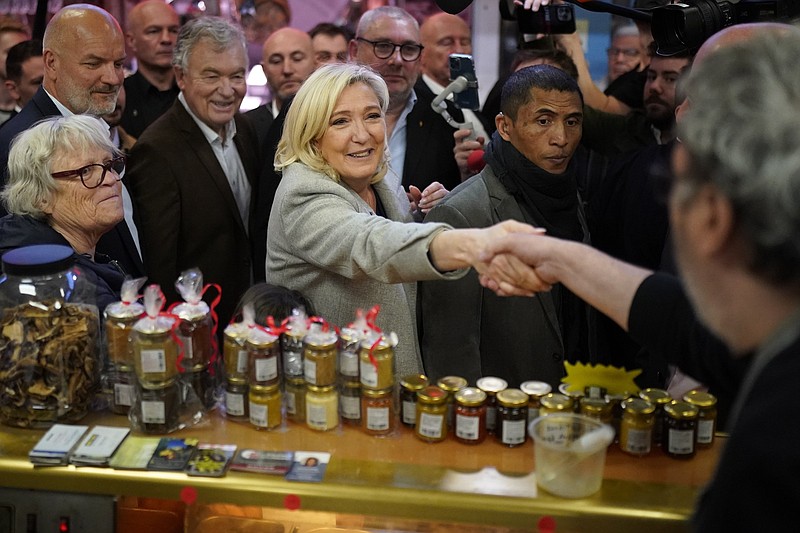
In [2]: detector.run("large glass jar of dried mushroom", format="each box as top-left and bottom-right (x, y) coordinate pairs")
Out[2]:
(0, 245), (101, 428)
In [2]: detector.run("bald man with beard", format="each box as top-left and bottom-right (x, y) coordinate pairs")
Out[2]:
(0, 4), (144, 278)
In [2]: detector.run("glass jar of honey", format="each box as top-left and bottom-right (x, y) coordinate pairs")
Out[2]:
(663, 400), (699, 459)
(304, 330), (338, 387)
(172, 302), (214, 371)
(284, 377), (306, 423)
(249, 383), (282, 430)
(340, 380), (362, 425)
(496, 389), (529, 447)
(247, 328), (280, 387)
(639, 388), (673, 445)
(454, 387), (487, 444)
(683, 390), (717, 448)
(415, 385), (448, 443)
(520, 380), (551, 427)
(224, 380), (248, 420)
(436, 375), (468, 428)
(338, 327), (362, 380)
(306, 384), (339, 431)
(361, 387), (394, 436)
(359, 336), (395, 390)
(132, 319), (179, 389)
(105, 302), (144, 372)
(539, 392), (574, 416)
(477, 376), (508, 434)
(223, 323), (249, 383)
(619, 398), (655, 456)
(399, 374), (428, 427)
(580, 397), (613, 425)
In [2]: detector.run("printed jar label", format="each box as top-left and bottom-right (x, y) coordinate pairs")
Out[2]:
(339, 351), (359, 377)
(307, 403), (331, 430)
(178, 334), (193, 360)
(140, 349), (166, 373)
(501, 419), (526, 445)
(341, 395), (361, 419)
(624, 427), (652, 454)
(668, 428), (695, 455)
(359, 360), (378, 388)
(486, 406), (497, 431)
(256, 357), (278, 381)
(366, 406), (390, 431)
(304, 358), (317, 383)
(402, 400), (416, 425)
(283, 350), (303, 375)
(250, 402), (269, 427)
(226, 391), (245, 416)
(141, 400), (166, 424)
(286, 391), (297, 415)
(418, 412), (444, 439)
(456, 414), (480, 441)
(697, 419), (714, 444)
(236, 350), (248, 374)
(114, 383), (134, 407)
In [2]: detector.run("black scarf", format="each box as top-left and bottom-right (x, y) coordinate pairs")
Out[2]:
(484, 131), (583, 242)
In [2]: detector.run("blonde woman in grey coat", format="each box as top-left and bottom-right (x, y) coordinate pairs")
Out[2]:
(266, 63), (537, 376)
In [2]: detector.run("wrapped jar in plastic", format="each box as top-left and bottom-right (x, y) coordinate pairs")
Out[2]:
(224, 304), (255, 383)
(0, 245), (101, 428)
(171, 269), (217, 372)
(132, 285), (180, 389)
(281, 308), (309, 379)
(104, 277), (146, 372)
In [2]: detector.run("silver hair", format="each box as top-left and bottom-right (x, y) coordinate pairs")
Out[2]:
(1, 115), (119, 218)
(356, 6), (420, 38)
(172, 16), (247, 72)
(678, 28), (800, 284)
(612, 23), (639, 40)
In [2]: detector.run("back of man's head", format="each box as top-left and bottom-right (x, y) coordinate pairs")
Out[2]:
(500, 64), (582, 121)
(679, 26), (800, 284)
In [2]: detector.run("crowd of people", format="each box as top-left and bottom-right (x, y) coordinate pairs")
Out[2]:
(1, 1), (799, 528)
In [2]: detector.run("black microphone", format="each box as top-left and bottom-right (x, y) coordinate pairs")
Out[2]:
(434, 0), (474, 14)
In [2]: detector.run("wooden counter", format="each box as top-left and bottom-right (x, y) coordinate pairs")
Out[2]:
(0, 411), (721, 532)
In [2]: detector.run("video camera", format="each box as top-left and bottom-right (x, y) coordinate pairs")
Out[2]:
(435, 0), (800, 55)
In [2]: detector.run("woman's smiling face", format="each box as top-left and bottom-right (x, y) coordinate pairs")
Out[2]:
(316, 82), (386, 186)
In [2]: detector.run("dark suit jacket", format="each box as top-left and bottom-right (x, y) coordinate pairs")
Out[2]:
(419, 164), (582, 388)
(403, 79), (464, 192)
(244, 103), (275, 152)
(125, 100), (262, 330)
(0, 87), (145, 278)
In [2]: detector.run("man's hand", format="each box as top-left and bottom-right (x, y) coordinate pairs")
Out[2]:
(454, 128), (485, 181)
(416, 182), (448, 214)
(477, 231), (562, 296)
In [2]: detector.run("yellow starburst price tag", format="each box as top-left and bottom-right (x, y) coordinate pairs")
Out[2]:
(561, 362), (641, 396)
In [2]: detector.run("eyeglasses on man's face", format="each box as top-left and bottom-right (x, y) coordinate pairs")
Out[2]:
(356, 37), (424, 62)
(606, 47), (640, 59)
(51, 155), (126, 189)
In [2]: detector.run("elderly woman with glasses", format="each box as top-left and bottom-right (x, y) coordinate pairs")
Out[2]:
(267, 63), (536, 377)
(0, 115), (127, 311)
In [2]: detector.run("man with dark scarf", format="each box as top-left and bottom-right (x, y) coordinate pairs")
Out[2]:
(418, 65), (593, 388)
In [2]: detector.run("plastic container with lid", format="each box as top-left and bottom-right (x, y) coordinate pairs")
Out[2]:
(0, 245), (101, 428)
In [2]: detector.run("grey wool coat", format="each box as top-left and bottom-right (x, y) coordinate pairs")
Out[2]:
(265, 163), (465, 376)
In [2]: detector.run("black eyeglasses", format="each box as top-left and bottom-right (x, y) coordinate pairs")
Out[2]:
(356, 37), (423, 62)
(51, 155), (126, 189)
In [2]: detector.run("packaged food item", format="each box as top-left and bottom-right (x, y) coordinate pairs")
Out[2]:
(436, 375), (467, 428)
(454, 387), (487, 444)
(477, 376), (508, 433)
(104, 277), (146, 371)
(224, 379), (248, 420)
(415, 385), (448, 443)
(0, 245), (101, 428)
(303, 329), (338, 387)
(223, 304), (254, 383)
(281, 308), (309, 379)
(170, 269), (218, 372)
(306, 384), (338, 431)
(249, 383), (282, 430)
(619, 398), (655, 456)
(519, 380), (550, 427)
(496, 389), (529, 447)
(399, 374), (428, 427)
(285, 377), (306, 423)
(246, 327), (280, 387)
(132, 286), (180, 388)
(340, 380), (362, 425)
(639, 388), (673, 445)
(361, 387), (394, 436)
(663, 400), (699, 459)
(539, 392), (574, 416)
(683, 390), (717, 448)
(359, 332), (397, 391)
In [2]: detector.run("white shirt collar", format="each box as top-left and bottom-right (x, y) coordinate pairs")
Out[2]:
(178, 92), (236, 145)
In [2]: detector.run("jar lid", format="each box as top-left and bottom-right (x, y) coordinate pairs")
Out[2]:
(226, 380), (248, 392)
(540, 392), (573, 410)
(172, 301), (210, 321)
(622, 397), (655, 415)
(558, 383), (584, 399)
(246, 327), (278, 347)
(476, 376), (508, 394)
(519, 380), (551, 397)
(224, 322), (249, 338)
(580, 397), (611, 414)
(639, 388), (673, 405)
(683, 390), (717, 408)
(304, 330), (338, 348)
(286, 376), (306, 386)
(133, 314), (176, 334)
(307, 384), (335, 393)
(455, 387), (487, 407)
(400, 374), (429, 391)
(359, 336), (394, 354)
(436, 375), (468, 393)
(417, 385), (448, 404)
(496, 388), (528, 408)
(339, 327), (363, 342)
(362, 387), (392, 398)
(664, 400), (699, 420)
(105, 300), (145, 319)
(250, 383), (280, 394)
(1, 244), (75, 276)
(342, 380), (361, 390)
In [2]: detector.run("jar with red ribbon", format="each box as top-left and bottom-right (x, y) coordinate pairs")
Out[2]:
(104, 277), (146, 372)
(170, 269), (218, 373)
(131, 285), (181, 389)
(359, 332), (396, 391)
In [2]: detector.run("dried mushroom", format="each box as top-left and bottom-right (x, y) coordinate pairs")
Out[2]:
(0, 301), (100, 428)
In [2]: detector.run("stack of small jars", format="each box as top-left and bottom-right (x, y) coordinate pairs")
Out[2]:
(104, 280), (145, 416)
